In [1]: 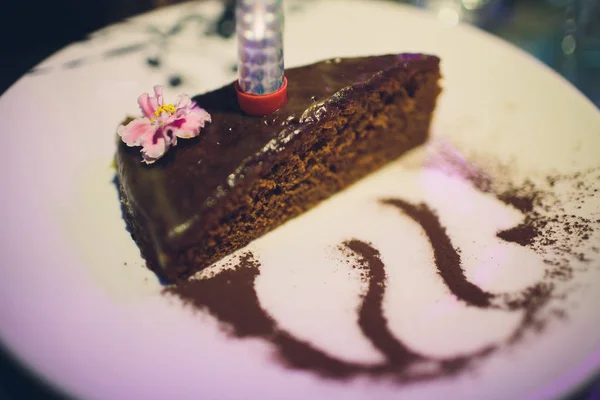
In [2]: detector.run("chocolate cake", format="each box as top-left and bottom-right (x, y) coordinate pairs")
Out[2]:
(116, 54), (441, 282)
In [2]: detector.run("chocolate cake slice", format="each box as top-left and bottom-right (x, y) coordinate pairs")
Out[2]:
(116, 54), (441, 282)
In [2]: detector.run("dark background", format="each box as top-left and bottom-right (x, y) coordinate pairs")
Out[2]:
(0, 0), (189, 95)
(1, 0), (598, 104)
(0, 0), (599, 399)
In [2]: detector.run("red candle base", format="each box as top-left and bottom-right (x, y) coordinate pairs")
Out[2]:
(235, 77), (288, 117)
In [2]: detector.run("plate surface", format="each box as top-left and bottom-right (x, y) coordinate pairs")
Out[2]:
(1, 1), (599, 399)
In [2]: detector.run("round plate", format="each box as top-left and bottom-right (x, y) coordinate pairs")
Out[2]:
(1, 1), (599, 399)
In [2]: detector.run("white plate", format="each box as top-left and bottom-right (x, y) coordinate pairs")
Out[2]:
(1, 1), (599, 399)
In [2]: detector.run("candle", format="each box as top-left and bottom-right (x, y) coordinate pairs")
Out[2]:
(235, 0), (288, 116)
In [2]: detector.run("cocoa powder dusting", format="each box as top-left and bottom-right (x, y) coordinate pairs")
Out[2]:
(166, 253), (365, 379)
(380, 199), (494, 308)
(427, 142), (600, 340)
(162, 143), (599, 386)
(497, 219), (539, 246)
(167, 244), (500, 382)
(343, 240), (421, 365)
(165, 253), (274, 338)
(503, 283), (555, 345)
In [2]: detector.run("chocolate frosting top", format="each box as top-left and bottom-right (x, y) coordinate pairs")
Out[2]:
(116, 54), (440, 250)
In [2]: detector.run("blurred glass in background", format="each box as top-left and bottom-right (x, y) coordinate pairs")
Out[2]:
(406, 0), (599, 105)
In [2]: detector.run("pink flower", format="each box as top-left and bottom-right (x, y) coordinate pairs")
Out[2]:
(118, 85), (211, 164)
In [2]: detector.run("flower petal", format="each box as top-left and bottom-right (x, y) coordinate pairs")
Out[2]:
(176, 94), (193, 111)
(153, 85), (164, 107)
(117, 118), (155, 147)
(170, 107), (211, 139)
(140, 129), (169, 163)
(128, 87), (207, 163)
(137, 93), (157, 119)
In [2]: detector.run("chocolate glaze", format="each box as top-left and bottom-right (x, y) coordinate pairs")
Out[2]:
(117, 54), (440, 276)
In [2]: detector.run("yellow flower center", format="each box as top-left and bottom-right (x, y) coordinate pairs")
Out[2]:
(155, 104), (176, 117)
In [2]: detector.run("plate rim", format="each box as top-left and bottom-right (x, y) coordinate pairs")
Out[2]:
(0, 1), (599, 399)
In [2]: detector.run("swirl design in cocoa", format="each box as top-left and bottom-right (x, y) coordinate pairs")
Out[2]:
(165, 151), (599, 383)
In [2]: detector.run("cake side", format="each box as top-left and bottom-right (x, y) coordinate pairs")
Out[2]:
(117, 54), (441, 282)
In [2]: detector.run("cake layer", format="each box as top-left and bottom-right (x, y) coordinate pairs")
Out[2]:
(116, 54), (441, 282)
